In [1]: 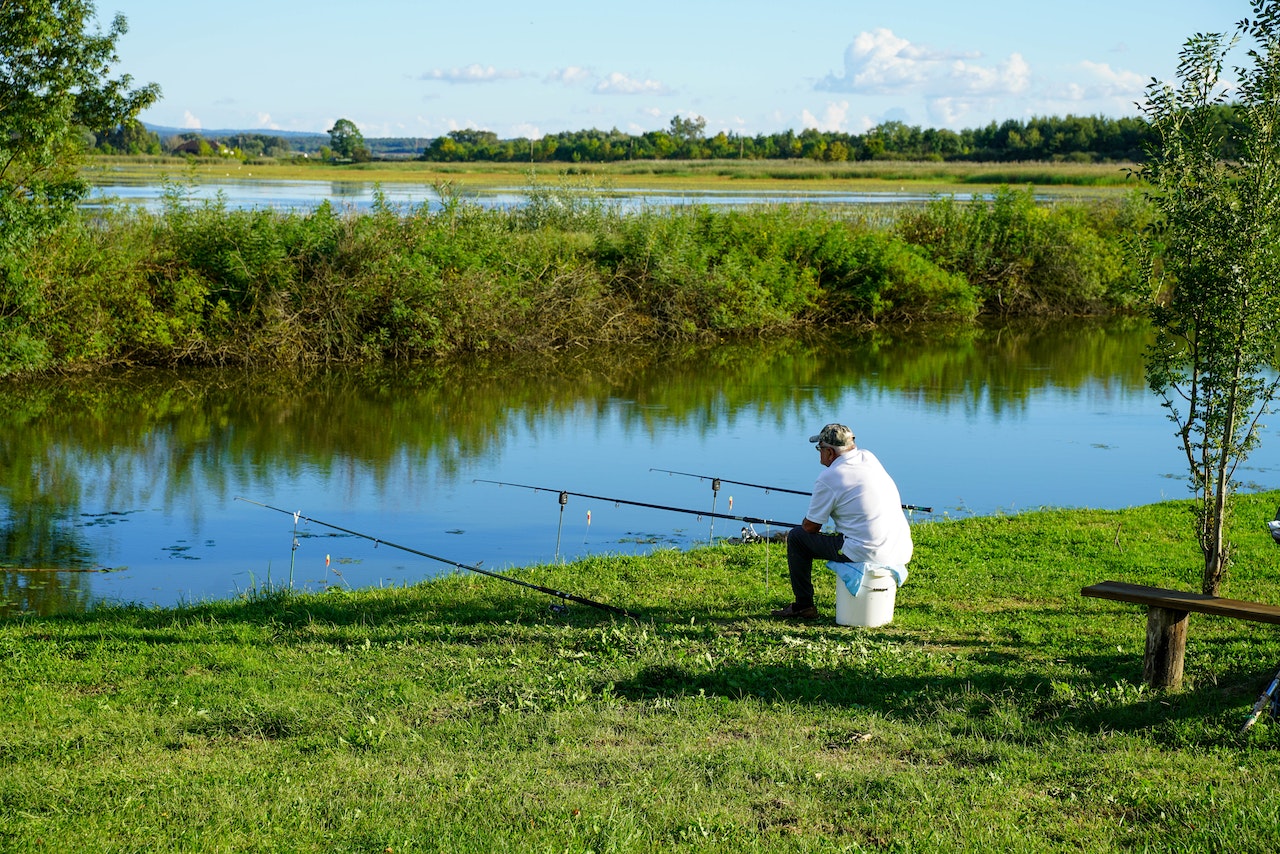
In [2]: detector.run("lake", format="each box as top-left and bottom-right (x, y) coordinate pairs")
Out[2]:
(85, 176), (995, 214)
(4, 318), (1278, 616)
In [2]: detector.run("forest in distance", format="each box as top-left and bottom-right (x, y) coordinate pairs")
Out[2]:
(92, 107), (1243, 166)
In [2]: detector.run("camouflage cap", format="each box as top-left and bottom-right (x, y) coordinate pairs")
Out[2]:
(809, 423), (855, 449)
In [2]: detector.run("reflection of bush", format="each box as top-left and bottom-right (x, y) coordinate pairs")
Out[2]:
(1, 190), (1149, 375)
(0, 316), (1150, 518)
(0, 317), (1149, 609)
(0, 501), (95, 617)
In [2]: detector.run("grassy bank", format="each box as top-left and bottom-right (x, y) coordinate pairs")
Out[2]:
(4, 494), (1280, 851)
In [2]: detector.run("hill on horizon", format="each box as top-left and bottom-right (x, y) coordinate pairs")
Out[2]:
(145, 123), (327, 142)
(142, 124), (424, 156)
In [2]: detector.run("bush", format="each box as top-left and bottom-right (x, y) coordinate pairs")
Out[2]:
(895, 186), (1143, 315)
(0, 190), (1144, 376)
(798, 223), (977, 322)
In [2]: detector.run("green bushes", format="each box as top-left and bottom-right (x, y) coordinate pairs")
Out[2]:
(0, 190), (1150, 376)
(594, 208), (819, 335)
(592, 206), (976, 335)
(798, 224), (977, 322)
(895, 186), (1152, 315)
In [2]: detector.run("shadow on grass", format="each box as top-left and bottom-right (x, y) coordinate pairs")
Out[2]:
(27, 581), (640, 641)
(20, 582), (1280, 744)
(607, 652), (1280, 742)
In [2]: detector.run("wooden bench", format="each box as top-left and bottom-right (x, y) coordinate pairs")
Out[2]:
(1081, 580), (1280, 690)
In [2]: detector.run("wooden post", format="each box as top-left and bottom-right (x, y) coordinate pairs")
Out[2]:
(1143, 605), (1188, 690)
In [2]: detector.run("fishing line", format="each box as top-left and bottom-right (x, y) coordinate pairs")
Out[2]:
(474, 479), (804, 530)
(554, 490), (568, 562)
(650, 467), (933, 514)
(289, 510), (300, 588)
(708, 478), (720, 544)
(235, 497), (639, 621)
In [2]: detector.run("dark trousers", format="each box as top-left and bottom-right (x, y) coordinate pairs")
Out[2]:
(786, 525), (851, 607)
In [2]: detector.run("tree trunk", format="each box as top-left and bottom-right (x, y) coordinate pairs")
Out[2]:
(1203, 351), (1243, 597)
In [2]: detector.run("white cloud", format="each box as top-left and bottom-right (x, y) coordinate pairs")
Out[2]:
(444, 117), (489, 132)
(819, 28), (1029, 99)
(547, 66), (592, 85)
(801, 101), (851, 132)
(924, 95), (997, 128)
(1029, 60), (1152, 117)
(814, 28), (957, 93)
(510, 121), (543, 140)
(949, 53), (1030, 96)
(1078, 60), (1146, 98)
(594, 72), (671, 96)
(421, 64), (523, 84)
(182, 110), (202, 129)
(256, 113), (282, 130)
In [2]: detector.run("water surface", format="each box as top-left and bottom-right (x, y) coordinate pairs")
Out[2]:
(84, 176), (994, 214)
(4, 319), (1277, 615)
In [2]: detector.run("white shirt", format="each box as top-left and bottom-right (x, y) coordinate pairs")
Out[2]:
(806, 447), (913, 567)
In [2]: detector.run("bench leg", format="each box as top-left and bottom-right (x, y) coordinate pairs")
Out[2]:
(1143, 605), (1188, 690)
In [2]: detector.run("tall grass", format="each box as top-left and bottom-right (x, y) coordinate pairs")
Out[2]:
(0, 185), (1153, 376)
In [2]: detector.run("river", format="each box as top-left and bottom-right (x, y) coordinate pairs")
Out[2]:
(3, 318), (1277, 616)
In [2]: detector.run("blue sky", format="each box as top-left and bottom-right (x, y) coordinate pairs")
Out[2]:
(109, 0), (1236, 139)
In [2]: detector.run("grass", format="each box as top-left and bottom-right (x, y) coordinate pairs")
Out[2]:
(81, 155), (1139, 197)
(4, 493), (1280, 851)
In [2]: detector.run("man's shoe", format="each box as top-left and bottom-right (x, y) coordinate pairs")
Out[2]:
(770, 603), (819, 620)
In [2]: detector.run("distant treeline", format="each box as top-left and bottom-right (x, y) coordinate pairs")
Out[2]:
(90, 106), (1246, 164)
(420, 107), (1241, 165)
(422, 114), (1158, 165)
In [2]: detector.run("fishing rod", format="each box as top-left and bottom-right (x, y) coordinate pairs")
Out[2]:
(474, 479), (804, 533)
(649, 468), (933, 513)
(235, 497), (639, 621)
(651, 468), (809, 496)
(1242, 661), (1280, 732)
(648, 469), (804, 542)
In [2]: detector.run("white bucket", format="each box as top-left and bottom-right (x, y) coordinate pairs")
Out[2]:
(835, 567), (897, 627)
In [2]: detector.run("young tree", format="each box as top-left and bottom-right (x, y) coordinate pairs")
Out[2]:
(1137, 0), (1280, 596)
(327, 118), (370, 162)
(0, 1), (160, 247)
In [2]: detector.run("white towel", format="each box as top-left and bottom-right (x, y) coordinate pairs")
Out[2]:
(828, 560), (908, 596)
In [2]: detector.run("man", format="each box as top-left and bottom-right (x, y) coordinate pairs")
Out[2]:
(772, 423), (913, 620)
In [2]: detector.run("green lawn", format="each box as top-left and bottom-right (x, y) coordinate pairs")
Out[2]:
(3, 493), (1279, 851)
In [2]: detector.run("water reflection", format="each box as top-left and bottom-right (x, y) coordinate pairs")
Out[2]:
(2, 318), (1276, 615)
